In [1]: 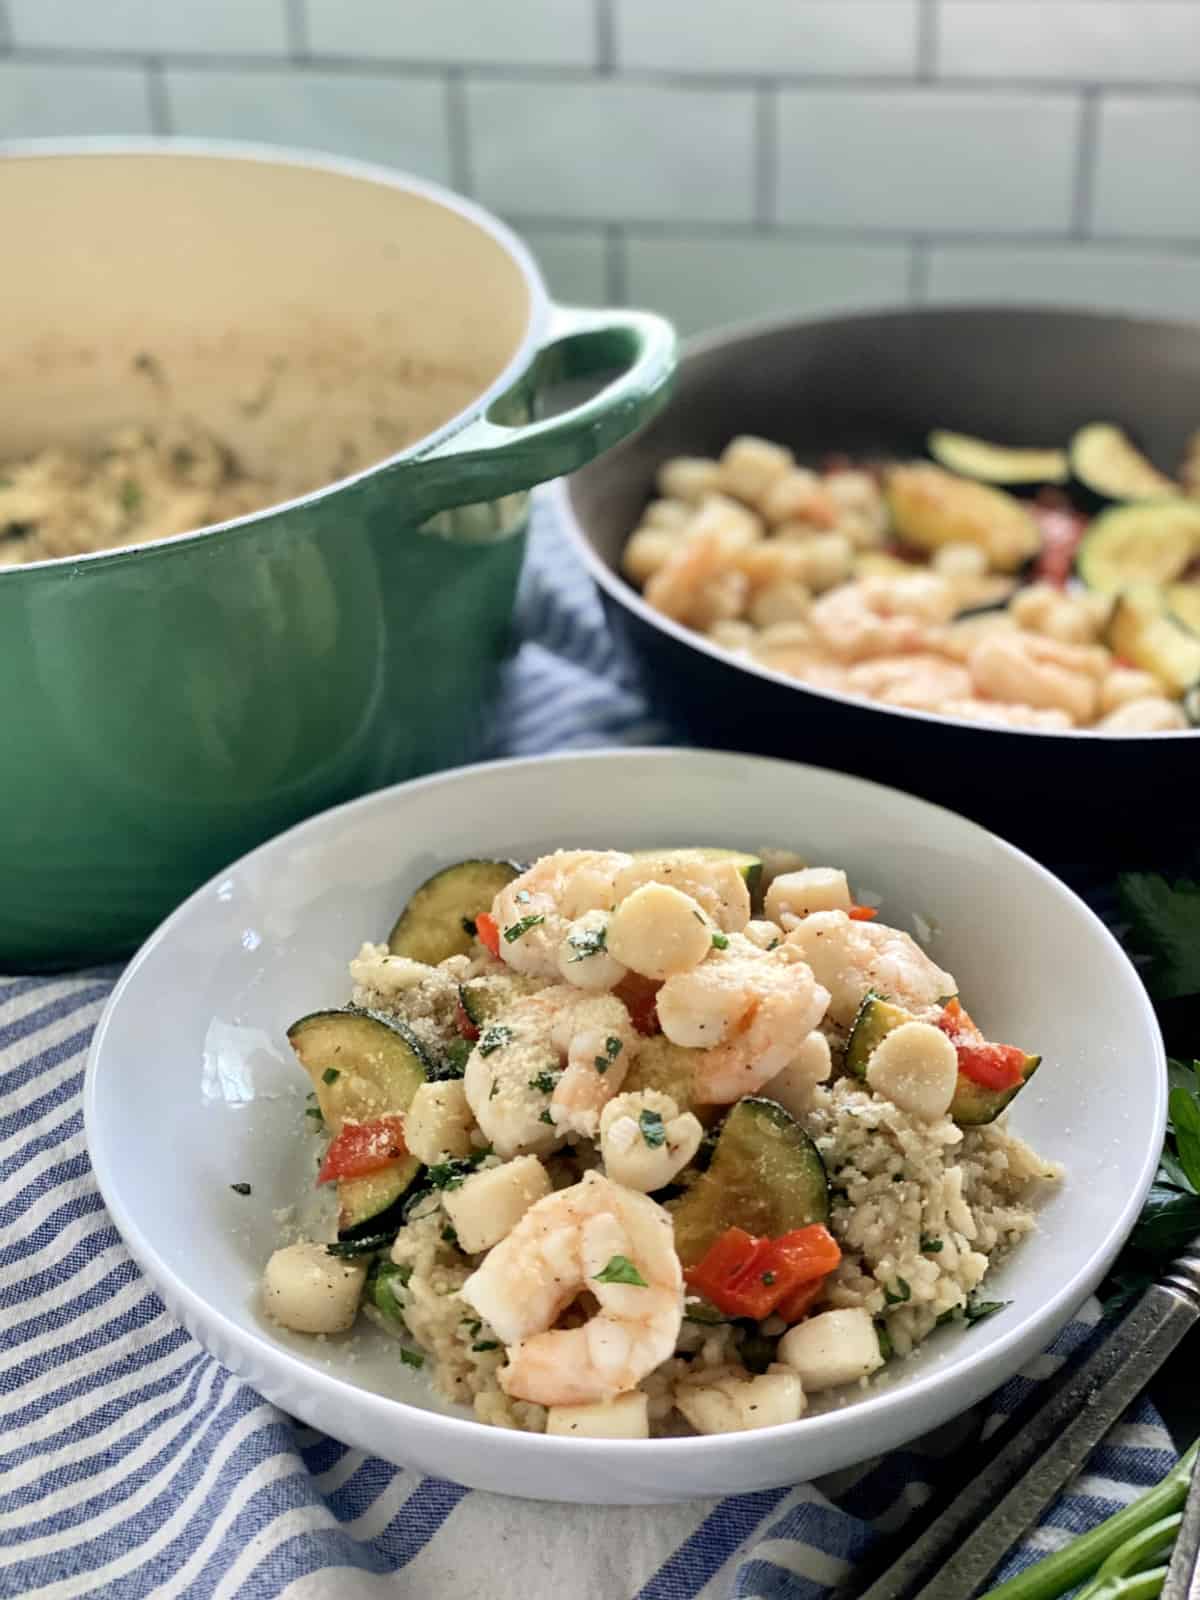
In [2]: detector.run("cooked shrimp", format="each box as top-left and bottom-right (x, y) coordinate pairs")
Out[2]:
(1010, 583), (1111, 646)
(460, 1170), (683, 1406)
(464, 988), (637, 1155)
(844, 653), (972, 712)
(656, 946), (830, 1104)
(492, 850), (632, 978)
(810, 574), (959, 663)
(935, 697), (1074, 731)
(968, 631), (1107, 724)
(785, 910), (956, 1027)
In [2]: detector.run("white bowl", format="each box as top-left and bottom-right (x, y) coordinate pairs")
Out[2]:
(83, 749), (1165, 1504)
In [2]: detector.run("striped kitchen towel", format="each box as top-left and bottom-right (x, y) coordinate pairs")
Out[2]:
(1, 496), (1176, 1598)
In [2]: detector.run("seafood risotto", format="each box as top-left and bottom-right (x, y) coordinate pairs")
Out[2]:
(624, 430), (1200, 734)
(262, 848), (1061, 1440)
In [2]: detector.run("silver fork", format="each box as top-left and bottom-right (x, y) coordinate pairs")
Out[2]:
(842, 1242), (1200, 1600)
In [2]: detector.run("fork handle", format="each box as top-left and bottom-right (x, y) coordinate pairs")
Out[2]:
(850, 1265), (1200, 1600)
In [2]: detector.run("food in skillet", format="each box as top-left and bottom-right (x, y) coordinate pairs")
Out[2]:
(261, 849), (1059, 1438)
(622, 426), (1200, 733)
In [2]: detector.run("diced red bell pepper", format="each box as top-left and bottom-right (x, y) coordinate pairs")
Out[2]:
(614, 972), (662, 1036)
(455, 998), (480, 1042)
(848, 904), (878, 922)
(475, 912), (501, 960)
(684, 1224), (842, 1321)
(775, 1276), (826, 1325)
(317, 1115), (408, 1184)
(1030, 504), (1088, 588)
(954, 1040), (1027, 1091)
(936, 999), (1025, 1091)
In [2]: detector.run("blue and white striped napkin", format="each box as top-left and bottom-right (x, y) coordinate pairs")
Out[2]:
(1, 496), (1175, 1599)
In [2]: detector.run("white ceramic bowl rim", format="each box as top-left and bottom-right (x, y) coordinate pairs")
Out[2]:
(0, 136), (550, 581)
(83, 747), (1166, 1470)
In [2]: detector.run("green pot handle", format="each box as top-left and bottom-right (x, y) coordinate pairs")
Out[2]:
(402, 304), (677, 519)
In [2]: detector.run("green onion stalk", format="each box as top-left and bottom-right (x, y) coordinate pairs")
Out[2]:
(978, 1440), (1198, 1600)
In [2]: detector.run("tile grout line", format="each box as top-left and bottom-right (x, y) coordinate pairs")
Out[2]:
(754, 83), (777, 229)
(1072, 87), (1101, 238)
(446, 69), (473, 197)
(144, 56), (171, 134)
(3, 45), (1200, 98)
(605, 224), (628, 305)
(284, 0), (310, 61)
(594, 0), (616, 74)
(917, 0), (938, 81)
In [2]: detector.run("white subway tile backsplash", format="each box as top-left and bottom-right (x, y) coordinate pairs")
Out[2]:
(1092, 96), (1200, 238)
(307, 0), (594, 68)
(616, 0), (918, 78)
(8, 0), (287, 56)
(467, 80), (757, 224)
(926, 243), (1200, 322)
(164, 68), (452, 183)
(776, 88), (1079, 232)
(519, 227), (610, 306)
(0, 61), (152, 136)
(938, 3), (1200, 85)
(625, 233), (911, 333)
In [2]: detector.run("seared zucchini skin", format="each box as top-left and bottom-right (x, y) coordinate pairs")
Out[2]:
(669, 1096), (828, 1267)
(387, 859), (519, 964)
(1077, 501), (1200, 595)
(845, 992), (1038, 1127)
(928, 430), (1067, 489)
(287, 1007), (429, 1232)
(1069, 423), (1179, 507)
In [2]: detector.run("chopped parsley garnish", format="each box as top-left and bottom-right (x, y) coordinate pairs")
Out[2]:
(711, 931), (729, 950)
(884, 1276), (912, 1306)
(566, 925), (608, 962)
(761, 1271), (776, 1286)
(489, 1080), (499, 1100)
(394, 1263), (413, 1287)
(472, 1340), (501, 1352)
(305, 1107), (324, 1122)
(460, 916), (477, 937)
(229, 1182), (252, 1196)
(767, 937), (781, 951)
(594, 1036), (624, 1074)
(426, 1154), (486, 1190)
(461, 1317), (482, 1336)
(119, 480), (143, 516)
(876, 1320), (894, 1360)
(440, 1037), (471, 1078)
(593, 1255), (647, 1287)
(920, 1235), (944, 1254)
(529, 1068), (561, 1094)
(322, 1067), (340, 1085)
(503, 914), (545, 943)
(400, 1348), (425, 1369)
(369, 1261), (410, 1320)
(478, 1024), (513, 1057)
(639, 1109), (666, 1148)
(441, 1224), (459, 1244)
(964, 1297), (1009, 1325)
(538, 1109), (555, 1125)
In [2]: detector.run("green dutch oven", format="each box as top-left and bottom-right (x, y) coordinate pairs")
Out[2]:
(0, 142), (675, 970)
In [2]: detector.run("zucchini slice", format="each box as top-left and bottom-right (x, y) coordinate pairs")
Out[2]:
(458, 971), (545, 1029)
(1166, 583), (1200, 637)
(928, 430), (1067, 489)
(387, 859), (520, 964)
(1070, 424), (1179, 505)
(845, 992), (1039, 1126)
(287, 1009), (429, 1232)
(886, 465), (1041, 574)
(1077, 502), (1200, 594)
(631, 847), (763, 902)
(669, 1097), (828, 1268)
(1107, 587), (1200, 696)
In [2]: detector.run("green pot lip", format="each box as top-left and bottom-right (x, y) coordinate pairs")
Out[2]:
(0, 135), (551, 586)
